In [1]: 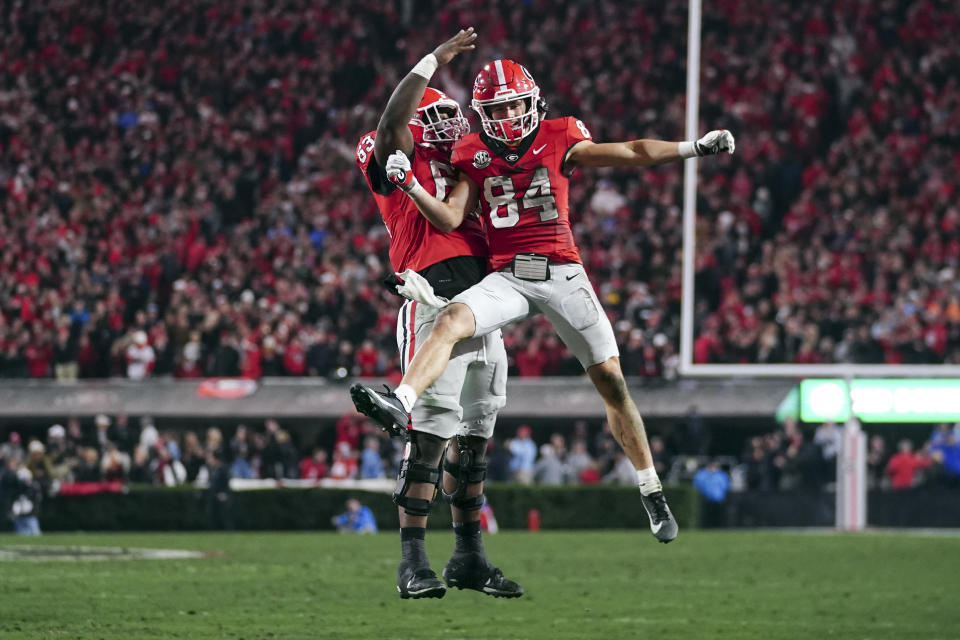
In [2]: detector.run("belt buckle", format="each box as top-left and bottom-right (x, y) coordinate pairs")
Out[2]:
(512, 254), (550, 281)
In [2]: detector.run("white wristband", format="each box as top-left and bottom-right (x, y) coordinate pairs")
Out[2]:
(410, 54), (439, 80)
(404, 180), (427, 200)
(678, 141), (697, 159)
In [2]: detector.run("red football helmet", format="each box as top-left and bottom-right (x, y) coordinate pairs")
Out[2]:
(409, 87), (469, 144)
(471, 59), (541, 143)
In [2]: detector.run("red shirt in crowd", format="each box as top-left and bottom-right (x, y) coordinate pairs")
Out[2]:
(283, 340), (306, 375)
(240, 340), (263, 378)
(694, 331), (723, 363)
(334, 414), (362, 451)
(885, 452), (932, 490)
(299, 456), (328, 480)
(515, 346), (548, 377)
(328, 450), (358, 481)
(25, 343), (52, 378)
(354, 342), (380, 377)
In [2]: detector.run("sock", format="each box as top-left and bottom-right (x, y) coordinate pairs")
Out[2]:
(400, 527), (428, 568)
(394, 384), (418, 413)
(636, 466), (662, 496)
(452, 520), (484, 556)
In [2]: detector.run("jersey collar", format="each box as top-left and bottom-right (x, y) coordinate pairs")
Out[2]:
(480, 124), (542, 166)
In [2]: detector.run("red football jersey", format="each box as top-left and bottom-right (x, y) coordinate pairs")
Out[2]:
(356, 131), (487, 273)
(451, 117), (592, 269)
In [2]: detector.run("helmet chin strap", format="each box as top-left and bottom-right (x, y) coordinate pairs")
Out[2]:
(502, 126), (524, 147)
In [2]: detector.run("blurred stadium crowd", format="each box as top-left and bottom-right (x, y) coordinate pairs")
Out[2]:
(2, 414), (958, 501)
(1, 0), (958, 382)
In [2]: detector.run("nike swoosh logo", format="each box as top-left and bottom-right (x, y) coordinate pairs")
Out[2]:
(532, 144), (547, 155)
(650, 521), (664, 534)
(565, 273), (579, 281)
(404, 578), (444, 595)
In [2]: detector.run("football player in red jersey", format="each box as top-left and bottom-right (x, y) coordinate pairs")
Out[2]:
(354, 58), (736, 544)
(351, 32), (523, 600)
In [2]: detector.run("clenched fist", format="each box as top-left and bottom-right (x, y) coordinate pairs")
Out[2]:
(385, 150), (418, 193)
(693, 129), (735, 156)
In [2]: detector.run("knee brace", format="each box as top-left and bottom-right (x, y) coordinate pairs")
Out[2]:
(393, 431), (447, 516)
(441, 435), (488, 511)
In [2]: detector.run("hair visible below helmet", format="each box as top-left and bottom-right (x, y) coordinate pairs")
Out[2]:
(410, 88), (469, 144)
(471, 59), (541, 143)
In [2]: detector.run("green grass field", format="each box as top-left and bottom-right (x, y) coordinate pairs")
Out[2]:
(1, 530), (958, 640)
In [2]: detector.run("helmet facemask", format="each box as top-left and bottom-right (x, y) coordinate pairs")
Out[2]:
(472, 87), (541, 143)
(415, 100), (469, 144)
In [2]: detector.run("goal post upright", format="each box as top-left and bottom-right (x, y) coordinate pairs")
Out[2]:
(836, 374), (867, 532)
(680, 0), (701, 375)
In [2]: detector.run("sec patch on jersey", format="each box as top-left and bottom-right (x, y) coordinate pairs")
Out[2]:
(473, 150), (491, 169)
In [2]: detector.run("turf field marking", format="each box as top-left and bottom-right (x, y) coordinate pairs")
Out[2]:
(0, 545), (209, 562)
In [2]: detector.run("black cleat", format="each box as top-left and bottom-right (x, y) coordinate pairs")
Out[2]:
(641, 490), (678, 543)
(397, 563), (446, 600)
(443, 554), (524, 598)
(350, 384), (411, 440)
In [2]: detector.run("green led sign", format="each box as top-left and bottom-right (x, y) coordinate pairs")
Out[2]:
(799, 378), (960, 423)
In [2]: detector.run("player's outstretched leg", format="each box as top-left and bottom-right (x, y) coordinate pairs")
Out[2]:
(352, 303), (479, 439)
(441, 436), (524, 598)
(587, 358), (678, 543)
(350, 384), (410, 438)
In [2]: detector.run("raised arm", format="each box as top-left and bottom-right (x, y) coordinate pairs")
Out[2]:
(373, 28), (477, 165)
(565, 130), (735, 169)
(385, 154), (480, 233)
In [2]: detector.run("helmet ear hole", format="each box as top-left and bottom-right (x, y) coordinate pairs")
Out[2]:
(537, 96), (548, 116)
